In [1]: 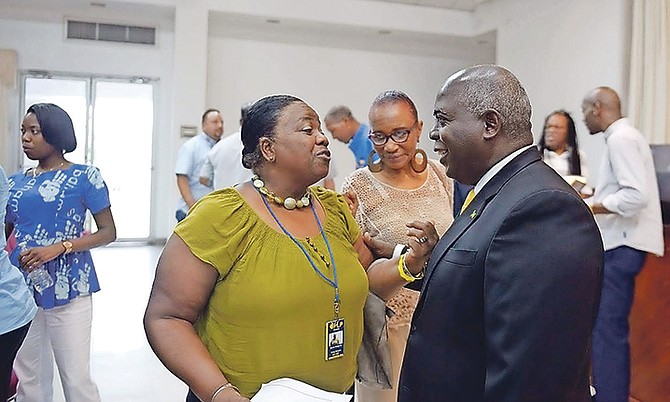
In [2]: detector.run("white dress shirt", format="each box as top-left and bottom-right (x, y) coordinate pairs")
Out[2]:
(473, 145), (535, 196)
(542, 148), (590, 178)
(200, 130), (253, 190)
(586, 118), (664, 256)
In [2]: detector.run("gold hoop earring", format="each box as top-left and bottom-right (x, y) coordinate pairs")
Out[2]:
(368, 150), (383, 173)
(411, 149), (428, 173)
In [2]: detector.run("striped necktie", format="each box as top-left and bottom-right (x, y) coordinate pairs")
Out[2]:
(460, 189), (475, 215)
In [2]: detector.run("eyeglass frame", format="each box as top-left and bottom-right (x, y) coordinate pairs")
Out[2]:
(368, 121), (418, 146)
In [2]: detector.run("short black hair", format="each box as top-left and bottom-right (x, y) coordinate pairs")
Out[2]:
(241, 95), (303, 170)
(370, 90), (418, 122)
(27, 103), (77, 153)
(201, 108), (220, 124)
(239, 102), (254, 126)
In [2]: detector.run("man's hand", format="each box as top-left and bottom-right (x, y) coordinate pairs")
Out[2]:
(404, 220), (440, 275)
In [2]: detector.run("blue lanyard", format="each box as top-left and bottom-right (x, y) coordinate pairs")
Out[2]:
(256, 187), (341, 317)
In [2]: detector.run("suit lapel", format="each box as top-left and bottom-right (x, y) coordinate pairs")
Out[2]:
(422, 147), (542, 287)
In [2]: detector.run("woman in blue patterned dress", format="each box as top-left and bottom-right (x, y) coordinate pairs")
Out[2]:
(5, 103), (117, 402)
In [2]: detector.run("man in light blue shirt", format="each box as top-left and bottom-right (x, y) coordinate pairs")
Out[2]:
(175, 108), (223, 221)
(325, 105), (373, 169)
(0, 164), (37, 398)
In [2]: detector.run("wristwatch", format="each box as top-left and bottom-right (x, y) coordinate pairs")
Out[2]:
(62, 240), (74, 254)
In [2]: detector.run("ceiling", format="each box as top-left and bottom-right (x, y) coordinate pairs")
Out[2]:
(0, 0), (496, 60)
(209, 12), (495, 61)
(350, 0), (492, 12)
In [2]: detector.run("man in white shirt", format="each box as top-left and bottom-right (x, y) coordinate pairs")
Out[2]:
(582, 86), (664, 402)
(199, 103), (253, 190)
(175, 109), (222, 221)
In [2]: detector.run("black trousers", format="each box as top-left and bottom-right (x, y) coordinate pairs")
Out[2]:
(0, 321), (31, 400)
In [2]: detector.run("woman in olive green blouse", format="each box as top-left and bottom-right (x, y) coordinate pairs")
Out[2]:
(144, 95), (439, 402)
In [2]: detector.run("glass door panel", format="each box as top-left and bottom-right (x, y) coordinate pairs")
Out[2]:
(22, 77), (88, 167)
(21, 74), (155, 240)
(21, 77), (88, 168)
(92, 80), (153, 239)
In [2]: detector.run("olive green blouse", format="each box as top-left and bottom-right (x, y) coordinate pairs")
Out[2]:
(175, 186), (368, 398)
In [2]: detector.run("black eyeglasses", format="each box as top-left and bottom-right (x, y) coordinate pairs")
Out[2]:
(368, 121), (417, 146)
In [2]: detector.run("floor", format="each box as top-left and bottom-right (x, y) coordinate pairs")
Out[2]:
(50, 244), (188, 402)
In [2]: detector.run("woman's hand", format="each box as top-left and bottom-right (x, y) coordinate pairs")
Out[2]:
(403, 220), (439, 275)
(343, 190), (359, 216)
(19, 243), (64, 272)
(364, 220), (440, 300)
(363, 232), (395, 259)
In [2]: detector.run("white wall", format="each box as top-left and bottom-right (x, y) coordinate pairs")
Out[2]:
(0, 10), (177, 239)
(1, 0), (637, 239)
(476, 0), (633, 185)
(207, 36), (481, 190)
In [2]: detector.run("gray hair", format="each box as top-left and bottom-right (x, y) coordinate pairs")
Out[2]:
(446, 64), (532, 140)
(324, 105), (353, 123)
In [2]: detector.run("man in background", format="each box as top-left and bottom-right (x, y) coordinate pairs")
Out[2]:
(582, 86), (664, 402)
(199, 103), (253, 190)
(325, 105), (373, 169)
(175, 108), (222, 222)
(399, 64), (603, 402)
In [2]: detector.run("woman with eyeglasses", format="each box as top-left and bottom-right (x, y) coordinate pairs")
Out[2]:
(342, 90), (454, 402)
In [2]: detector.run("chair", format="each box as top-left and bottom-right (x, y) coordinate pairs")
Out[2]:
(650, 144), (670, 224)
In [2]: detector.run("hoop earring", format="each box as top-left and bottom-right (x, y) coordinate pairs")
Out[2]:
(368, 150), (383, 173)
(411, 149), (428, 173)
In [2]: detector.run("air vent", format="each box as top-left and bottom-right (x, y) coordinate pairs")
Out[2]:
(67, 20), (155, 45)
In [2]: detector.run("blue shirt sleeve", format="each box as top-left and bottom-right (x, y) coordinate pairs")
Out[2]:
(83, 166), (111, 214)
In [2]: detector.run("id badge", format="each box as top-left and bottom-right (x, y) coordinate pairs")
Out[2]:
(325, 318), (345, 360)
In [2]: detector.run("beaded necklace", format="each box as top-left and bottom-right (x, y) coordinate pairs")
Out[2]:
(252, 175), (310, 210)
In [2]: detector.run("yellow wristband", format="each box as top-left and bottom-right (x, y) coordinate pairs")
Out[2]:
(398, 254), (424, 282)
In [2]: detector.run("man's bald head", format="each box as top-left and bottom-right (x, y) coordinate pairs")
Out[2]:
(440, 64), (533, 143)
(431, 64), (534, 184)
(585, 87), (621, 113)
(582, 86), (623, 134)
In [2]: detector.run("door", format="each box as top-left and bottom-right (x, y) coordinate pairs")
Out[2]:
(21, 74), (155, 240)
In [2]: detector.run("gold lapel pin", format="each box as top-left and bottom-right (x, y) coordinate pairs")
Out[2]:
(470, 210), (477, 219)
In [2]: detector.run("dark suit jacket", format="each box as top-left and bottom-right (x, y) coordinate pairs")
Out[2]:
(398, 147), (603, 402)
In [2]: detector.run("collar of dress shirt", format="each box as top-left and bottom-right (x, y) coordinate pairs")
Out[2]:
(473, 144), (535, 196)
(603, 117), (630, 141)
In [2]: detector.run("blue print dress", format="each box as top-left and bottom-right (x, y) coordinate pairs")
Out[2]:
(5, 164), (111, 309)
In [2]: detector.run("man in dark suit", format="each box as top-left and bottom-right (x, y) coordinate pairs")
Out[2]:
(398, 64), (603, 402)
